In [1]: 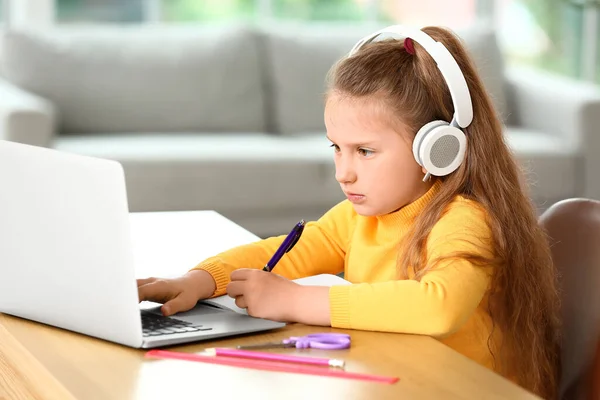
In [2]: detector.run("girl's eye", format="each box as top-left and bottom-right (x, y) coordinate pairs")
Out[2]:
(358, 148), (374, 157)
(330, 144), (340, 152)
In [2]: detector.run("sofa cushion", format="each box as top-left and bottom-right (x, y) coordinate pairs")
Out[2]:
(51, 128), (579, 230)
(1, 25), (266, 134)
(262, 23), (508, 135)
(259, 24), (379, 135)
(52, 133), (343, 213)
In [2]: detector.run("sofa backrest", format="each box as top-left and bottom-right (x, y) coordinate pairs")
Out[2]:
(0, 23), (508, 136)
(262, 23), (508, 135)
(0, 25), (267, 134)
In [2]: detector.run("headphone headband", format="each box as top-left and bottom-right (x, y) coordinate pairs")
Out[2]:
(348, 25), (473, 129)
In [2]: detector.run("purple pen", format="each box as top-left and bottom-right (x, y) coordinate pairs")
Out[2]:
(262, 220), (305, 272)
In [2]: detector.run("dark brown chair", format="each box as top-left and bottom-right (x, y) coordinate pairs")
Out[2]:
(589, 339), (600, 399)
(539, 198), (600, 400)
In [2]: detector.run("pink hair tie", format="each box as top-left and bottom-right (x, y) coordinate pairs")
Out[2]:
(404, 38), (415, 55)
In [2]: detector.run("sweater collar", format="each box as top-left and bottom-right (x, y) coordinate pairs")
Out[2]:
(375, 179), (442, 226)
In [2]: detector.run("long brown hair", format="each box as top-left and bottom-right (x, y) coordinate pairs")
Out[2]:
(326, 27), (561, 399)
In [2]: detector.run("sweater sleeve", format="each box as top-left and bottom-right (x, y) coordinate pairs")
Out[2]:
(329, 199), (495, 337)
(191, 200), (356, 297)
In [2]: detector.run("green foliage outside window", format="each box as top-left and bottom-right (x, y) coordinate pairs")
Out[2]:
(56, 0), (144, 23)
(511, 0), (579, 77)
(271, 0), (367, 21)
(54, 0), (599, 83)
(510, 0), (598, 82)
(161, 0), (367, 21)
(162, 0), (256, 22)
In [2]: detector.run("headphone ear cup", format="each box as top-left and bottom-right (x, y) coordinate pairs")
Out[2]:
(412, 120), (448, 166)
(419, 124), (467, 177)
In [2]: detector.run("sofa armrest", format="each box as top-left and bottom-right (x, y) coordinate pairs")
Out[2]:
(0, 79), (56, 147)
(504, 66), (600, 142)
(504, 66), (600, 199)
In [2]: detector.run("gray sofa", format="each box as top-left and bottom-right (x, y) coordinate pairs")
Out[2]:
(1, 23), (599, 237)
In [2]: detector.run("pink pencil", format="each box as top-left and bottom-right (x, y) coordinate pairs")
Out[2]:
(145, 349), (399, 384)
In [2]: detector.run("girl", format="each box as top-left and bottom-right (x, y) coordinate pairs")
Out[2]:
(138, 25), (561, 399)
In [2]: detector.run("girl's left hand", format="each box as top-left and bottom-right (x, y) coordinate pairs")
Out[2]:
(226, 269), (302, 322)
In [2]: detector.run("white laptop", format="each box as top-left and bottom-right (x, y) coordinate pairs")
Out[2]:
(0, 140), (285, 348)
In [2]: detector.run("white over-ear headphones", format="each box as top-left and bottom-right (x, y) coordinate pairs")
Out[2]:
(348, 25), (473, 181)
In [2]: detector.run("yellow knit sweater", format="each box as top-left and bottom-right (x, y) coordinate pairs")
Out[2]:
(193, 181), (502, 373)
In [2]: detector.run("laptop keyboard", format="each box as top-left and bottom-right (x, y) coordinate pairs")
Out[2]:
(141, 311), (213, 337)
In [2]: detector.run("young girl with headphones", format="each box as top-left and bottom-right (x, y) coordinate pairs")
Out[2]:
(138, 25), (560, 399)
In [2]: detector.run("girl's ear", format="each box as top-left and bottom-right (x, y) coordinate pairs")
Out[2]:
(421, 166), (428, 175)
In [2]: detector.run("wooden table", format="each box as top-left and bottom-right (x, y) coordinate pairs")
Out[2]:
(0, 210), (542, 399)
(0, 313), (540, 400)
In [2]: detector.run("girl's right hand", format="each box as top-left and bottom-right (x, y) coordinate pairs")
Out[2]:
(137, 269), (216, 316)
